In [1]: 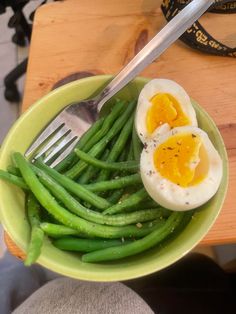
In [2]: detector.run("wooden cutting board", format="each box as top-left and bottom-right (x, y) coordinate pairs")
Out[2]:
(17, 0), (236, 246)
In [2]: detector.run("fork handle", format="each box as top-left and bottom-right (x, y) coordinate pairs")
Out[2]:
(96, 0), (213, 112)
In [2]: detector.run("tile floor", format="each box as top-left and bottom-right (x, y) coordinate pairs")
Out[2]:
(0, 1), (236, 268)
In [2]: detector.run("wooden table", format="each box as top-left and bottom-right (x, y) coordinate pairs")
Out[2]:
(20, 0), (236, 246)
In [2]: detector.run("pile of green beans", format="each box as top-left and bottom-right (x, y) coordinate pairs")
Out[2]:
(0, 100), (191, 265)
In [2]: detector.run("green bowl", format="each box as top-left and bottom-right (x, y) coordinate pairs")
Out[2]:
(0, 75), (228, 281)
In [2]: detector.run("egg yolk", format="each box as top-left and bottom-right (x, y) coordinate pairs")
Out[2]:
(154, 133), (209, 187)
(146, 93), (190, 134)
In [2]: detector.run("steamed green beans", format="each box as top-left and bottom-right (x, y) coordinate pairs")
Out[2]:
(7, 165), (21, 176)
(24, 194), (44, 266)
(0, 170), (28, 190)
(78, 149), (110, 184)
(14, 153), (163, 239)
(107, 189), (124, 204)
(33, 164), (163, 226)
(0, 93), (194, 266)
(132, 126), (143, 162)
(53, 237), (132, 252)
(82, 212), (184, 262)
(81, 100), (125, 153)
(103, 188), (149, 215)
(96, 115), (134, 181)
(64, 100), (124, 178)
(54, 117), (105, 172)
(74, 149), (138, 172)
(84, 174), (142, 192)
(35, 160), (111, 211)
(40, 223), (82, 237)
(32, 165), (163, 226)
(65, 100), (137, 179)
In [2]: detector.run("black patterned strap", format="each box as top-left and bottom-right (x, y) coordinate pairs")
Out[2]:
(161, 0), (236, 57)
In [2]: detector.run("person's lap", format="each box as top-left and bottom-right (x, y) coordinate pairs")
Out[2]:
(1, 251), (235, 314)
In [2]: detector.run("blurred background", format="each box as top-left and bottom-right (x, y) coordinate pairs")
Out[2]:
(0, 0), (53, 258)
(0, 0), (235, 270)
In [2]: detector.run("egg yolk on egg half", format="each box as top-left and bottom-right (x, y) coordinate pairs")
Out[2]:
(146, 93), (190, 134)
(154, 133), (209, 187)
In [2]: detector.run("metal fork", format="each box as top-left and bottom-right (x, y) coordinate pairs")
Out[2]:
(25, 0), (214, 168)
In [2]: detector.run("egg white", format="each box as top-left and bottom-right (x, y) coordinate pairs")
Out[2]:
(140, 126), (223, 211)
(135, 79), (198, 143)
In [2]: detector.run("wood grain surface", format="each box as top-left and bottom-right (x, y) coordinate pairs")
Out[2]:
(16, 0), (236, 246)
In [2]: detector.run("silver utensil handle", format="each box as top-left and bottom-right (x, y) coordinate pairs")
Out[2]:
(97, 0), (213, 111)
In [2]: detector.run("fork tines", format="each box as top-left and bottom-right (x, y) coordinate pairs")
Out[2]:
(25, 115), (78, 165)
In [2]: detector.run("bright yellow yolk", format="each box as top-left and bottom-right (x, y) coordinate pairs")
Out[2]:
(154, 133), (208, 187)
(146, 93), (190, 134)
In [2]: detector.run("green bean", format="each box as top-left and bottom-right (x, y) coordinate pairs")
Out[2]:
(97, 142), (127, 186)
(24, 194), (44, 266)
(7, 165), (21, 176)
(53, 237), (132, 252)
(32, 165), (164, 226)
(134, 200), (171, 219)
(0, 169), (28, 190)
(127, 140), (134, 160)
(169, 211), (193, 238)
(24, 227), (44, 266)
(54, 117), (105, 172)
(103, 188), (149, 215)
(82, 212), (184, 262)
(40, 223), (82, 237)
(65, 100), (137, 179)
(27, 193), (41, 227)
(107, 189), (124, 204)
(107, 115), (133, 159)
(96, 115), (134, 182)
(81, 100), (125, 153)
(77, 164), (97, 184)
(108, 134), (119, 151)
(137, 201), (171, 218)
(84, 174), (142, 192)
(74, 149), (138, 172)
(141, 199), (161, 209)
(132, 126), (143, 162)
(14, 153), (163, 238)
(40, 207), (61, 225)
(117, 144), (128, 162)
(34, 160), (111, 210)
(78, 149), (110, 184)
(103, 145), (129, 199)
(77, 158), (102, 185)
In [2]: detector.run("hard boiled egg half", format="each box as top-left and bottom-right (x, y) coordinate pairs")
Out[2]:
(135, 79), (198, 143)
(140, 126), (223, 211)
